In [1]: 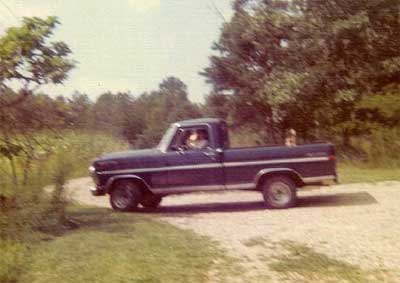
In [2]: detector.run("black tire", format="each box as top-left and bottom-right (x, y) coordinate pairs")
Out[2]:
(261, 176), (297, 209)
(140, 195), (162, 209)
(110, 180), (142, 212)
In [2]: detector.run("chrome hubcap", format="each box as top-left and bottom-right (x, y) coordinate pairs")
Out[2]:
(268, 182), (291, 206)
(113, 187), (132, 209)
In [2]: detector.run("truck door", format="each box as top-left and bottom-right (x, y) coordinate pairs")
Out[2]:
(166, 125), (224, 191)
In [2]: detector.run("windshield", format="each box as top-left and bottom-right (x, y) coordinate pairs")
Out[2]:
(157, 125), (176, 151)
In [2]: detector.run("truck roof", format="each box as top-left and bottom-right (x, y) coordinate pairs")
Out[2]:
(175, 118), (224, 127)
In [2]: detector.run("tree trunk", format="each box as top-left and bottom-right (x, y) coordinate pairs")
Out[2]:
(266, 110), (278, 144)
(9, 156), (18, 189)
(342, 129), (351, 147)
(22, 155), (32, 186)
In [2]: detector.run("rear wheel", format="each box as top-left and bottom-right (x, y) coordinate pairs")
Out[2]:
(110, 180), (142, 212)
(261, 176), (297, 209)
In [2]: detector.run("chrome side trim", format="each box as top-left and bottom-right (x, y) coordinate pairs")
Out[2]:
(153, 185), (225, 195)
(224, 157), (329, 168)
(105, 174), (154, 193)
(302, 175), (336, 184)
(98, 163), (223, 175)
(97, 156), (330, 175)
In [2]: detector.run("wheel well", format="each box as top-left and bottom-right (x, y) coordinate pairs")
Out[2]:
(108, 178), (153, 196)
(256, 172), (303, 190)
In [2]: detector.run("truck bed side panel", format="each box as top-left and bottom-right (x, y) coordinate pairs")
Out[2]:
(223, 144), (336, 186)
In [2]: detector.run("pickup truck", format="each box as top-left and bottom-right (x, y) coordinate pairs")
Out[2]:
(89, 118), (337, 211)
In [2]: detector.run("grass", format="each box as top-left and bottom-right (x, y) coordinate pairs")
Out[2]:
(0, 240), (28, 283)
(2, 130), (400, 283)
(338, 163), (400, 184)
(11, 205), (233, 283)
(267, 241), (392, 283)
(0, 131), (128, 197)
(242, 237), (394, 282)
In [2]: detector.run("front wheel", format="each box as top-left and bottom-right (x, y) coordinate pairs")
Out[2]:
(110, 181), (142, 212)
(261, 176), (297, 209)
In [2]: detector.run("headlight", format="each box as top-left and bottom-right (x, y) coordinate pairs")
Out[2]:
(88, 165), (100, 185)
(89, 165), (96, 174)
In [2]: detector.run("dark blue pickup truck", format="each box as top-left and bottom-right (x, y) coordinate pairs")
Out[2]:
(89, 118), (337, 211)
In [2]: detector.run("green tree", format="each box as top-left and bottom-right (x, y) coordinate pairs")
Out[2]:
(0, 16), (75, 108)
(92, 91), (144, 144)
(0, 16), (75, 187)
(135, 77), (203, 148)
(203, 0), (400, 145)
(203, 92), (232, 121)
(67, 91), (93, 129)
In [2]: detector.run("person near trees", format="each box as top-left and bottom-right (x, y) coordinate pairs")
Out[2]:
(285, 129), (297, 147)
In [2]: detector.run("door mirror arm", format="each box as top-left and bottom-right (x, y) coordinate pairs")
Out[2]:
(171, 144), (187, 154)
(202, 147), (223, 161)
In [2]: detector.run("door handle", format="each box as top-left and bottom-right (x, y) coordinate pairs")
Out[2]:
(203, 151), (218, 161)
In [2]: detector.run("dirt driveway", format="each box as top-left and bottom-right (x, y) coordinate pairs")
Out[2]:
(66, 178), (400, 282)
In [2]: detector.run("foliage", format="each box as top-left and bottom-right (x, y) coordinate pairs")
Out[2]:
(77, 77), (203, 148)
(0, 132), (128, 283)
(339, 127), (400, 167)
(2, 206), (234, 283)
(0, 16), (75, 108)
(338, 163), (400, 183)
(268, 241), (391, 282)
(134, 77), (203, 148)
(203, 92), (232, 122)
(202, 0), (400, 145)
(0, 239), (27, 283)
(0, 16), (75, 194)
(0, 131), (128, 197)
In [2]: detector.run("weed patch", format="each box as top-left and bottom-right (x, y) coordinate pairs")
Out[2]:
(268, 241), (393, 283)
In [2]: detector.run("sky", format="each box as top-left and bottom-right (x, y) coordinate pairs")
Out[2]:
(0, 0), (234, 102)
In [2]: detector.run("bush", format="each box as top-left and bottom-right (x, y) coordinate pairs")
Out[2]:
(359, 127), (400, 167)
(339, 127), (400, 167)
(0, 240), (27, 283)
(1, 131), (128, 236)
(0, 131), (128, 282)
(229, 127), (266, 148)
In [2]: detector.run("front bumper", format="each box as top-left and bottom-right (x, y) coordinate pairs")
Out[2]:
(90, 186), (106, 196)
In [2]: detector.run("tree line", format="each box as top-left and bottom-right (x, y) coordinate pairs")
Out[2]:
(202, 0), (400, 147)
(1, 0), (400, 162)
(0, 17), (202, 170)
(0, 76), (202, 159)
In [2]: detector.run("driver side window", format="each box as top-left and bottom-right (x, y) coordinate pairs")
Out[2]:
(169, 128), (191, 150)
(169, 127), (210, 151)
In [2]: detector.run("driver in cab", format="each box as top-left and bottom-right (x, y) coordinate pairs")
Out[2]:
(186, 129), (209, 150)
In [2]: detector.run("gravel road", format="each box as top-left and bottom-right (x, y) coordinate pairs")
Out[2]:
(66, 178), (400, 282)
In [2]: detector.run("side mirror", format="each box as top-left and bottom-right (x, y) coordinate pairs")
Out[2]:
(202, 147), (223, 160)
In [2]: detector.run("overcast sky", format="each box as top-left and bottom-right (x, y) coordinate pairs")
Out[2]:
(0, 0), (233, 102)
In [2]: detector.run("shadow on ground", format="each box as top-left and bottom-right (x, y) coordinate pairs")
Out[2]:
(67, 206), (139, 233)
(140, 191), (377, 216)
(297, 192), (377, 208)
